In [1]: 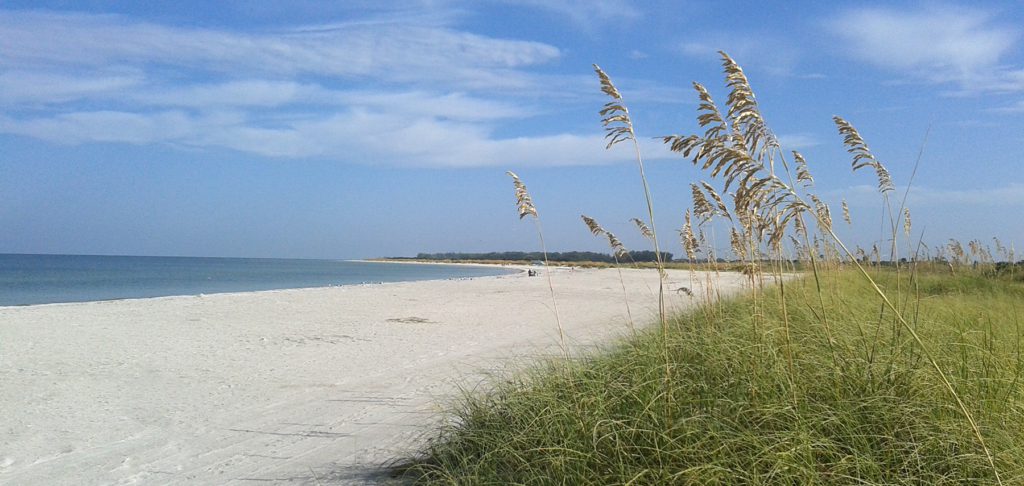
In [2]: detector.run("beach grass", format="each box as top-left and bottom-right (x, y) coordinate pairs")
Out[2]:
(392, 51), (1023, 484)
(396, 268), (1024, 484)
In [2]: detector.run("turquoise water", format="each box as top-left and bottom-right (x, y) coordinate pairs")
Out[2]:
(0, 254), (515, 306)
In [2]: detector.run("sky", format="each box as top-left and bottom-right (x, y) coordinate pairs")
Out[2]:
(1, 0), (1023, 259)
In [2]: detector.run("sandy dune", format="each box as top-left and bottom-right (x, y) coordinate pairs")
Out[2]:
(0, 266), (749, 485)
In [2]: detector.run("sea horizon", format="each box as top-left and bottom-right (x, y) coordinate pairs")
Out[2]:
(0, 253), (515, 307)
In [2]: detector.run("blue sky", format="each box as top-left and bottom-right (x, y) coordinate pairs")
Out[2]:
(1, 1), (1022, 259)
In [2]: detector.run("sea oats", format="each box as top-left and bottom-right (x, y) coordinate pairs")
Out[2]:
(993, 237), (1009, 262)
(792, 151), (814, 188)
(593, 64), (671, 396)
(690, 184), (715, 222)
(581, 214), (605, 236)
(730, 227), (744, 260)
(720, 51), (775, 158)
(631, 218), (654, 241)
(949, 239), (966, 264)
(593, 64), (635, 149)
(833, 116), (894, 194)
(968, 239), (993, 264)
(605, 232), (628, 258)
(701, 181), (731, 220)
(792, 212), (808, 240)
(681, 209), (698, 260)
(506, 171), (538, 220)
(810, 195), (832, 233)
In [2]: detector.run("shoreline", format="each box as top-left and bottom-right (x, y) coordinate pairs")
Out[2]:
(0, 260), (523, 310)
(0, 267), (749, 484)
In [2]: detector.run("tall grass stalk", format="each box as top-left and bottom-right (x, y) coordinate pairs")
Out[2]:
(593, 64), (672, 420)
(582, 215), (637, 336)
(507, 171), (568, 361)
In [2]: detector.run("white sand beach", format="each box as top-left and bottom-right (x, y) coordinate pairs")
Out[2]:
(0, 266), (749, 485)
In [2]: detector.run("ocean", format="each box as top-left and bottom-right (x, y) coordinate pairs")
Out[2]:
(0, 254), (515, 307)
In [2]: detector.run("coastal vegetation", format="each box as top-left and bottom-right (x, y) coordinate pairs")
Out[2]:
(399, 269), (1023, 484)
(402, 251), (670, 263)
(395, 52), (1023, 484)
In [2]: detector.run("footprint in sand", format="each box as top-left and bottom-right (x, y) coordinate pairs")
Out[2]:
(385, 316), (434, 324)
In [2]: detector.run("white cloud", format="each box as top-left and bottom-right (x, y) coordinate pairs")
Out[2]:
(0, 70), (144, 105)
(333, 90), (535, 121)
(0, 9), (685, 168)
(0, 10), (622, 167)
(134, 80), (309, 109)
(0, 111), (194, 145)
(1, 69), (537, 122)
(135, 83), (533, 121)
(830, 6), (1024, 93)
(0, 11), (561, 90)
(0, 108), (656, 167)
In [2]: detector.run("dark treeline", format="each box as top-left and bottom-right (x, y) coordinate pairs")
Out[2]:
(402, 252), (1024, 267)
(411, 251), (672, 263)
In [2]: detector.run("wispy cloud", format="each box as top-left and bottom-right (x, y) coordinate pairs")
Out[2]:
(680, 36), (802, 77)
(776, 133), (822, 150)
(499, 0), (640, 28)
(830, 183), (1024, 207)
(0, 108), (661, 166)
(823, 183), (1024, 246)
(0, 111), (196, 145)
(0, 9), (657, 167)
(0, 70), (145, 105)
(829, 6), (1024, 93)
(990, 100), (1024, 114)
(0, 11), (561, 90)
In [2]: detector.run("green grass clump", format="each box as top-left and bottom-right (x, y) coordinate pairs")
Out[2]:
(397, 270), (1024, 484)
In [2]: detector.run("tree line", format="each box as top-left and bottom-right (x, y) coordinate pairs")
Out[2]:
(410, 251), (672, 263)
